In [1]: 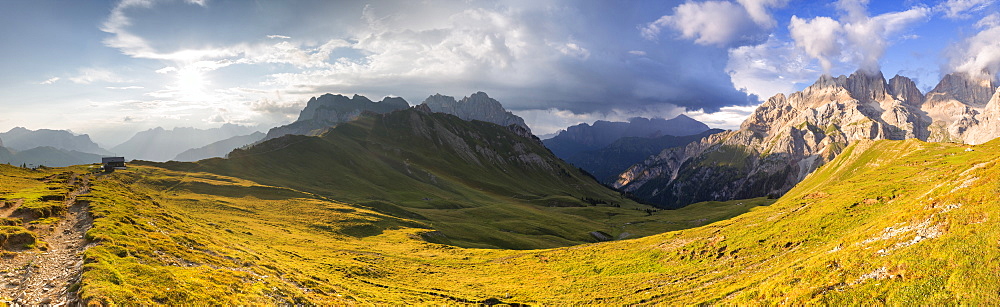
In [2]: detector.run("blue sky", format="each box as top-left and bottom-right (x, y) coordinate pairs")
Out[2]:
(0, 0), (997, 146)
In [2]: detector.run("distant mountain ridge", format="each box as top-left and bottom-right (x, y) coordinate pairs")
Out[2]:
(0, 127), (111, 155)
(0, 145), (103, 167)
(543, 115), (711, 160)
(614, 70), (1000, 208)
(173, 132), (265, 162)
(112, 124), (258, 162)
(262, 94), (410, 141)
(566, 129), (725, 183)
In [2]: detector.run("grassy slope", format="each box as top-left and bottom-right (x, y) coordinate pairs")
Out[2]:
(73, 138), (1000, 304)
(151, 110), (696, 249)
(72, 165), (769, 304)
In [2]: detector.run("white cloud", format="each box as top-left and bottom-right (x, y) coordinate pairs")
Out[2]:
(643, 1), (766, 47)
(267, 35), (291, 39)
(628, 50), (646, 56)
(788, 2), (929, 73)
(789, 16), (843, 73)
(69, 68), (126, 84)
(687, 104), (759, 130)
(643, 0), (786, 47)
(554, 42), (590, 59)
(155, 66), (178, 74)
(736, 0), (789, 28)
(948, 14), (1000, 80)
(106, 86), (145, 90)
(39, 77), (60, 85)
(977, 12), (1000, 28)
(726, 36), (817, 100)
(937, 0), (995, 19)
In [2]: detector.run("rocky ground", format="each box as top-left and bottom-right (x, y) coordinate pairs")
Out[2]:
(0, 174), (94, 306)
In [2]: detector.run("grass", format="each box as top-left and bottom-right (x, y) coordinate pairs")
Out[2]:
(146, 110), (682, 249)
(67, 137), (1000, 304)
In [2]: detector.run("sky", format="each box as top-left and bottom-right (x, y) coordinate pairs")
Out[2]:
(0, 0), (998, 146)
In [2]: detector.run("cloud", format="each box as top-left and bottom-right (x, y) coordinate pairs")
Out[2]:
(39, 77), (60, 85)
(736, 0), (789, 28)
(643, 1), (767, 47)
(155, 67), (178, 74)
(91, 0), (756, 133)
(947, 13), (1000, 80)
(788, 16), (843, 73)
(106, 86), (145, 90)
(726, 36), (817, 99)
(937, 0), (996, 19)
(643, 0), (787, 48)
(69, 68), (126, 84)
(788, 1), (929, 73)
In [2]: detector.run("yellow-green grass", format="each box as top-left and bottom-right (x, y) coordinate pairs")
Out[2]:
(74, 138), (1000, 304)
(146, 110), (726, 249)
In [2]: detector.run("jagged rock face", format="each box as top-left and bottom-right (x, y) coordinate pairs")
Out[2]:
(263, 94), (410, 141)
(888, 75), (924, 107)
(616, 70), (1000, 208)
(925, 72), (996, 108)
(419, 92), (530, 133)
(962, 89), (1000, 145)
(921, 72), (1000, 143)
(614, 70), (940, 208)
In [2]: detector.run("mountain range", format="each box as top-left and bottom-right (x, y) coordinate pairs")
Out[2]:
(172, 132), (265, 162)
(543, 115), (711, 159)
(155, 107), (676, 249)
(261, 94), (411, 142)
(0, 127), (111, 155)
(614, 70), (1000, 208)
(111, 124), (259, 162)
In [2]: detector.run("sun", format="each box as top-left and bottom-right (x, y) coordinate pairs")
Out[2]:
(176, 67), (208, 101)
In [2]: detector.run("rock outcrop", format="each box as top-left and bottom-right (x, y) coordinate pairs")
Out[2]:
(418, 92), (530, 133)
(263, 94), (410, 141)
(614, 70), (1000, 208)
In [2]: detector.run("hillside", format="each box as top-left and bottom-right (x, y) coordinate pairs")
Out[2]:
(2, 134), (995, 304)
(152, 108), (688, 249)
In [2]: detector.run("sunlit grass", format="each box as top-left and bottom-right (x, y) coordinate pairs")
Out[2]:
(71, 138), (1000, 304)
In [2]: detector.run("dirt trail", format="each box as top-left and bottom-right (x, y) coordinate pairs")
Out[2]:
(0, 199), (24, 218)
(1, 173), (95, 306)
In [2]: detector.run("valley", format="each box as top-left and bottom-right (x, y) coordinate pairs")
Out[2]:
(3, 137), (996, 304)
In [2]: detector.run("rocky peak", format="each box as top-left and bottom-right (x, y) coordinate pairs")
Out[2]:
(887, 75), (924, 106)
(926, 72), (998, 108)
(843, 70), (890, 104)
(264, 93), (410, 142)
(419, 92), (530, 132)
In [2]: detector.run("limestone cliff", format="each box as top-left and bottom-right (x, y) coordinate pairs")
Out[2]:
(418, 92), (530, 133)
(263, 94), (410, 141)
(614, 70), (1000, 208)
